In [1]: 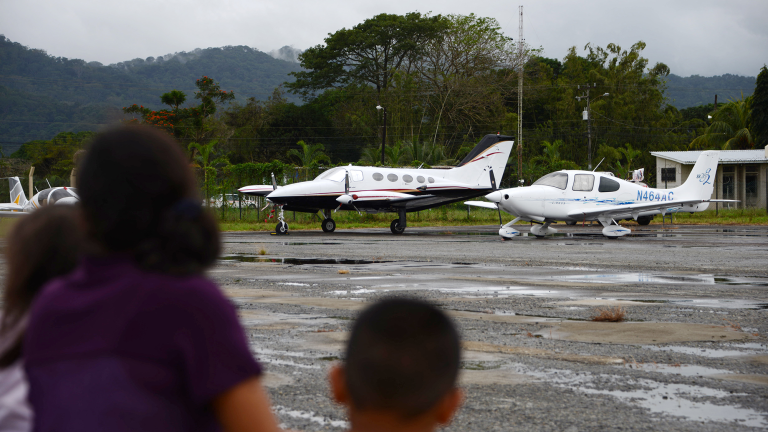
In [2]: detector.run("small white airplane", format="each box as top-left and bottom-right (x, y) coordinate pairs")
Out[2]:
(0, 177), (80, 217)
(239, 134), (515, 234)
(466, 150), (737, 239)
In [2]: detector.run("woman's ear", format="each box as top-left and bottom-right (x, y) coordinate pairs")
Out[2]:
(328, 364), (350, 406)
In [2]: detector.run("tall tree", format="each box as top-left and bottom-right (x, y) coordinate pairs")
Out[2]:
(751, 65), (768, 148)
(287, 12), (446, 96)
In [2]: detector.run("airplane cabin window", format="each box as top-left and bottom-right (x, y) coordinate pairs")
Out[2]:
(372, 172), (384, 181)
(428, 177), (435, 183)
(417, 176), (426, 183)
(572, 174), (595, 191)
(387, 173), (398, 182)
(598, 176), (621, 192)
(532, 172), (568, 190)
(403, 174), (413, 183)
(351, 170), (364, 181)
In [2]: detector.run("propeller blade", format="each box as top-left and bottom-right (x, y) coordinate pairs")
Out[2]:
(344, 170), (350, 195)
(271, 172), (277, 191)
(489, 168), (497, 191)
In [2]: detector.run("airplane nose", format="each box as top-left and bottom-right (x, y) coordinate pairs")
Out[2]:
(485, 191), (502, 203)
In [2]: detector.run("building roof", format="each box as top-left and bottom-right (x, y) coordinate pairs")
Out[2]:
(651, 150), (768, 165)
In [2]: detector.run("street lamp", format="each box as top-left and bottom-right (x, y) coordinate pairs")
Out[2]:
(376, 105), (387, 165)
(576, 85), (609, 170)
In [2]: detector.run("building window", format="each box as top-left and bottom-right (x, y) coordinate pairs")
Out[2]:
(746, 165), (758, 207)
(722, 166), (735, 200)
(661, 168), (676, 182)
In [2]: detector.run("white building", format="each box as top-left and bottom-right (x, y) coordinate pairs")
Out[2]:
(651, 148), (768, 209)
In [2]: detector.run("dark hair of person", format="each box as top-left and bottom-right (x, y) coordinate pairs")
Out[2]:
(0, 206), (84, 367)
(344, 297), (461, 418)
(77, 125), (219, 275)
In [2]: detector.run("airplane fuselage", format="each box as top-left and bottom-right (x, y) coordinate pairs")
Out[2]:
(499, 170), (708, 223)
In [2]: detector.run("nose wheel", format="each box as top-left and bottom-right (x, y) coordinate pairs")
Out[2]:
(321, 218), (336, 233)
(274, 205), (288, 235)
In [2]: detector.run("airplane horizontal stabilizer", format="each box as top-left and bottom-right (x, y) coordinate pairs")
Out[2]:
(464, 201), (499, 210)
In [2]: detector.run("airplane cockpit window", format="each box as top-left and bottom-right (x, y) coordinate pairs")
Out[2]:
(417, 176), (426, 183)
(317, 167), (346, 182)
(532, 172), (568, 190)
(402, 174), (413, 183)
(37, 188), (54, 206)
(598, 176), (621, 193)
(572, 174), (595, 191)
(387, 173), (398, 182)
(372, 172), (384, 181)
(350, 170), (364, 181)
(49, 189), (72, 203)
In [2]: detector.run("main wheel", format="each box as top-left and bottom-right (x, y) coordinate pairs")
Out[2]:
(321, 218), (336, 233)
(390, 219), (405, 234)
(565, 220), (577, 226)
(275, 221), (289, 235)
(636, 215), (652, 226)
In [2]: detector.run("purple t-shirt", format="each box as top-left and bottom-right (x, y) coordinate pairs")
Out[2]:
(24, 256), (261, 432)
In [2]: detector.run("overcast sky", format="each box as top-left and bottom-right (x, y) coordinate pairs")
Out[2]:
(1, 0), (766, 77)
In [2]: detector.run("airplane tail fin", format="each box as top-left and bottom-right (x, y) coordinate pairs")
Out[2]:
(445, 134), (515, 187)
(673, 150), (719, 209)
(8, 177), (28, 207)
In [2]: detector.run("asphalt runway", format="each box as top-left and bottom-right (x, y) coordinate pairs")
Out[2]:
(212, 224), (768, 431)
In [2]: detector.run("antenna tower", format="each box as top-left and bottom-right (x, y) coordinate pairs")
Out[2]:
(517, 5), (524, 185)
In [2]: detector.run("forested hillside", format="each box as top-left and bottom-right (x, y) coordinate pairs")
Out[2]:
(665, 74), (756, 108)
(0, 35), (302, 152)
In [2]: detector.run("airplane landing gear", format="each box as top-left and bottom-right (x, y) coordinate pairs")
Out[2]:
(531, 221), (558, 238)
(390, 209), (407, 234)
(322, 218), (336, 233)
(275, 205), (288, 235)
(390, 219), (405, 234)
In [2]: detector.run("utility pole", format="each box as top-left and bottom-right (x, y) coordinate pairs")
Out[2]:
(376, 105), (387, 165)
(576, 84), (609, 170)
(517, 5), (524, 186)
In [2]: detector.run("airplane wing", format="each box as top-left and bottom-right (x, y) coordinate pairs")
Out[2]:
(464, 201), (498, 210)
(238, 185), (280, 197)
(0, 210), (26, 218)
(567, 199), (738, 220)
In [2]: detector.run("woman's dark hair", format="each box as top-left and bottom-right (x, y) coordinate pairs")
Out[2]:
(77, 125), (219, 274)
(0, 206), (83, 367)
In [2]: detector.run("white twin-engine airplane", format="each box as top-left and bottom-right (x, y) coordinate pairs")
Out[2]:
(466, 150), (737, 239)
(0, 177), (79, 216)
(239, 134), (515, 234)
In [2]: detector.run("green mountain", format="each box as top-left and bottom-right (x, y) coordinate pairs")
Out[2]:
(0, 35), (302, 153)
(665, 73), (756, 108)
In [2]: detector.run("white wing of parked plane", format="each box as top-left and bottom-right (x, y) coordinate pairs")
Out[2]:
(566, 198), (729, 220)
(464, 201), (499, 210)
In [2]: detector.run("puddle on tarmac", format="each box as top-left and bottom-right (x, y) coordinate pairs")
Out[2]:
(620, 363), (732, 378)
(220, 255), (392, 265)
(550, 273), (716, 285)
(524, 368), (767, 428)
(274, 405), (349, 429)
(644, 345), (767, 358)
(330, 288), (380, 295)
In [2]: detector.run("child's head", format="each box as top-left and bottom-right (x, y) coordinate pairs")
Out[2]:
(330, 298), (462, 428)
(0, 205), (84, 367)
(77, 125), (219, 275)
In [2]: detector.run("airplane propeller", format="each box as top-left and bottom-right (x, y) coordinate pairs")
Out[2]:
(487, 168), (503, 226)
(336, 171), (361, 214)
(271, 172), (277, 191)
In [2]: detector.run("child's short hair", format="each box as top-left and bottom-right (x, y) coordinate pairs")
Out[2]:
(344, 298), (460, 418)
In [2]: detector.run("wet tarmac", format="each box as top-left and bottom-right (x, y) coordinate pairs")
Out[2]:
(210, 224), (768, 431)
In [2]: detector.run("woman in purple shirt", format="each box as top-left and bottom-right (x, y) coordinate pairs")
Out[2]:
(24, 126), (281, 432)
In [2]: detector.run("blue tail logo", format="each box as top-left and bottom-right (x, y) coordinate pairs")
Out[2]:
(697, 168), (712, 185)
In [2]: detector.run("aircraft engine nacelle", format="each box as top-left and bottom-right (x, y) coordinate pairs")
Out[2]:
(336, 194), (358, 205)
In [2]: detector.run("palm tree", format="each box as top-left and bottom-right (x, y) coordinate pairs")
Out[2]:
(533, 140), (579, 172)
(287, 141), (331, 168)
(385, 141), (408, 166)
(690, 95), (754, 150)
(188, 140), (229, 205)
